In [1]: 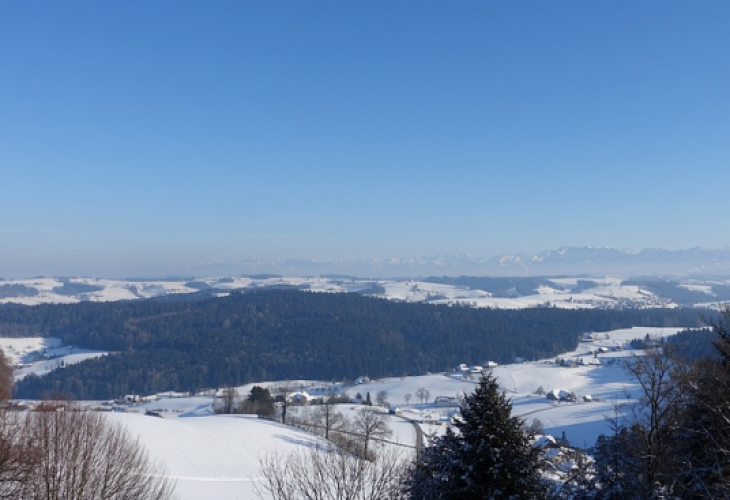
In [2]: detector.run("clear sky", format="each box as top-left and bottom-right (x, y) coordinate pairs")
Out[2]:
(1, 1), (729, 277)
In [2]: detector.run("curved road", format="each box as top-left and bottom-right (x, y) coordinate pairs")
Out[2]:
(399, 415), (424, 461)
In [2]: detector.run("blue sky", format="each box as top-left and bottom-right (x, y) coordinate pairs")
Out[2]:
(1, 1), (729, 277)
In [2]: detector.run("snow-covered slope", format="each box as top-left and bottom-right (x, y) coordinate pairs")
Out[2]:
(2, 324), (694, 499)
(347, 326), (685, 448)
(93, 326), (689, 500)
(106, 412), (328, 500)
(379, 277), (678, 309)
(0, 337), (107, 380)
(2, 274), (727, 309)
(0, 276), (365, 306)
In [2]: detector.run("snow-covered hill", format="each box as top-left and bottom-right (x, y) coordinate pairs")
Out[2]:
(51, 324), (689, 499)
(2, 274), (729, 309)
(107, 412), (328, 500)
(0, 337), (106, 380)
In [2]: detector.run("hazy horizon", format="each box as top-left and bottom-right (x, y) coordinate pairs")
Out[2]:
(3, 2), (729, 278)
(3, 245), (730, 280)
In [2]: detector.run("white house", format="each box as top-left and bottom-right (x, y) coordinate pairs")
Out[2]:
(288, 392), (313, 404)
(546, 389), (576, 402)
(434, 396), (460, 407)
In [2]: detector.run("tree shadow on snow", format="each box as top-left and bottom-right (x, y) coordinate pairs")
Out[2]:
(272, 434), (325, 450)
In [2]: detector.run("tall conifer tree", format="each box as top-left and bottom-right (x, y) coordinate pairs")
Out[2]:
(413, 372), (546, 500)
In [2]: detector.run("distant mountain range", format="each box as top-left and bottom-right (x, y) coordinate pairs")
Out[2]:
(182, 247), (730, 278)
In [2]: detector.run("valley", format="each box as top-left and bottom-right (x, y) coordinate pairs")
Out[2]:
(3, 325), (693, 500)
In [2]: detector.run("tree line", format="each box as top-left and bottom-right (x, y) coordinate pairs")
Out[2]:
(0, 289), (704, 400)
(258, 308), (730, 499)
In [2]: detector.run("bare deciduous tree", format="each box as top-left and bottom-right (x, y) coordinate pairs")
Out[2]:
(404, 393), (411, 405)
(0, 411), (39, 499)
(313, 399), (345, 441)
(218, 386), (239, 414)
(0, 350), (12, 401)
(623, 346), (687, 492)
(415, 388), (430, 404)
(275, 383), (294, 424)
(0, 350), (38, 499)
(0, 409), (176, 500)
(525, 418), (544, 436)
(353, 410), (392, 459)
(590, 346), (690, 498)
(674, 306), (730, 497)
(257, 444), (407, 500)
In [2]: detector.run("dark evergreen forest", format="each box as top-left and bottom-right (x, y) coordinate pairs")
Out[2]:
(0, 290), (704, 400)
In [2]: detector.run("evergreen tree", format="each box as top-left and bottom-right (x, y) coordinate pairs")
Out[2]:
(243, 386), (275, 417)
(365, 391), (372, 406)
(412, 372), (547, 500)
(674, 307), (730, 497)
(589, 426), (638, 500)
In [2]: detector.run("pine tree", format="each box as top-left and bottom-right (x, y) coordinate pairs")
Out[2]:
(675, 306), (730, 497)
(244, 386), (275, 417)
(412, 372), (546, 500)
(589, 427), (636, 500)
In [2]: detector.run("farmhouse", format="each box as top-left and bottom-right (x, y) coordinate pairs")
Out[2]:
(546, 389), (576, 402)
(434, 396), (460, 407)
(580, 332), (595, 342)
(287, 392), (313, 404)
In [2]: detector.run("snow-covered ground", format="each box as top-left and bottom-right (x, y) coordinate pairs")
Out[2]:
(98, 398), (416, 500)
(372, 275), (713, 309)
(0, 277), (221, 305)
(2, 274), (727, 309)
(106, 412), (329, 500)
(0, 276), (367, 306)
(0, 337), (107, 380)
(3, 325), (701, 499)
(340, 326), (685, 448)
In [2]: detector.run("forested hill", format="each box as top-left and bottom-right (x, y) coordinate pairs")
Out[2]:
(0, 290), (704, 400)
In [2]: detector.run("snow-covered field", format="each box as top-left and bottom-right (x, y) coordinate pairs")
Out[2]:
(2, 274), (727, 309)
(327, 326), (684, 448)
(106, 411), (329, 500)
(0, 337), (107, 380)
(0, 325), (676, 499)
(0, 276), (362, 306)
